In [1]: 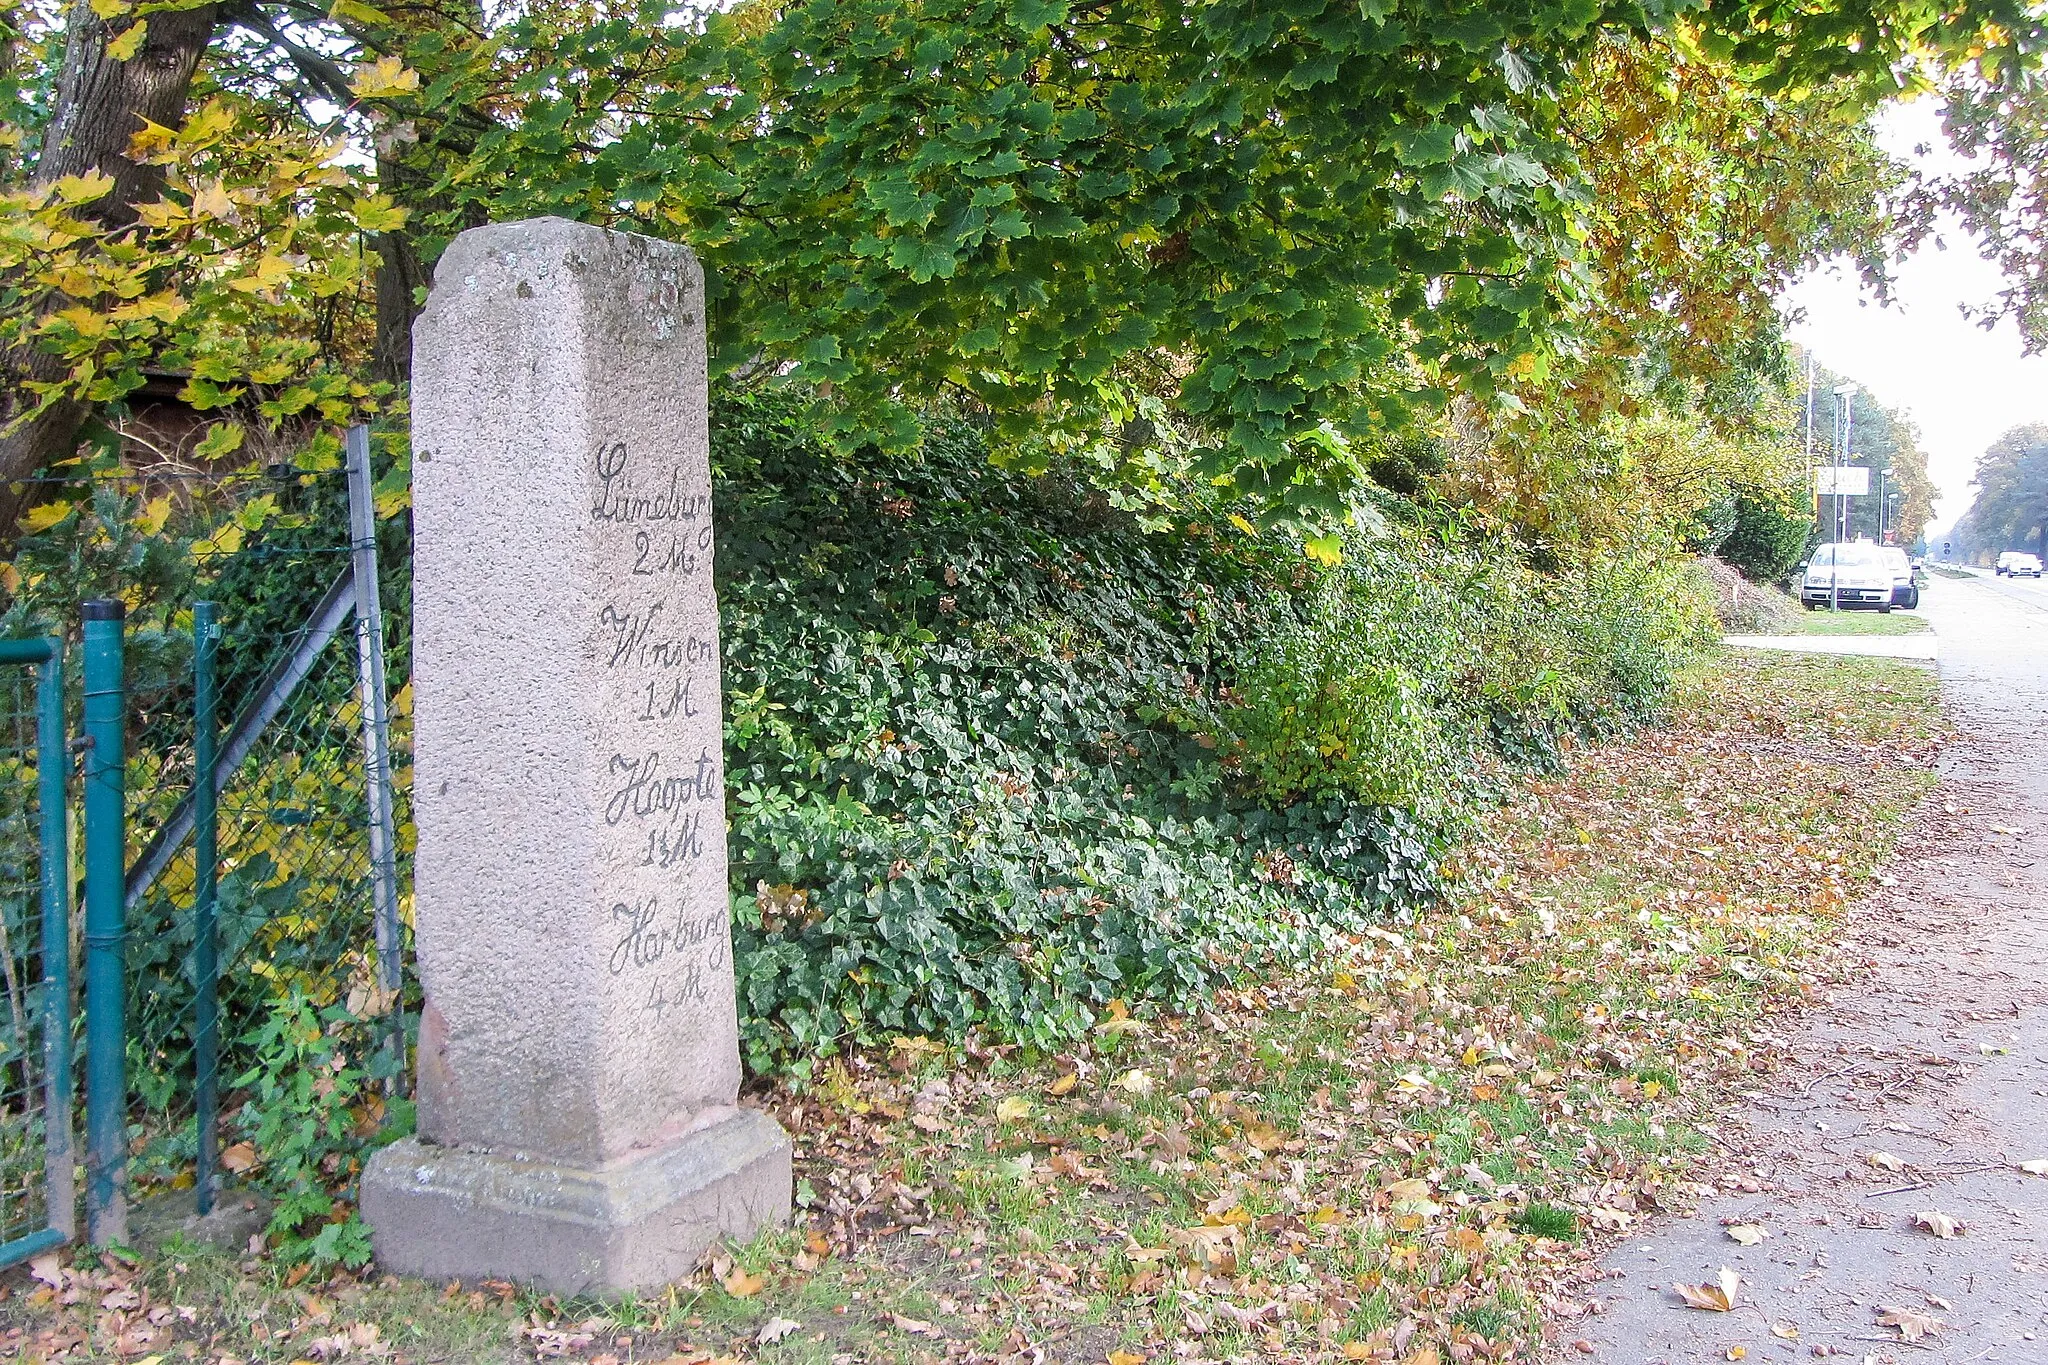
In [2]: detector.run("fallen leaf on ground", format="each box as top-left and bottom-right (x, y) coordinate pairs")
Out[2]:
(1725, 1224), (1766, 1246)
(220, 1142), (259, 1172)
(1876, 1305), (1941, 1341)
(1913, 1210), (1964, 1238)
(891, 1313), (936, 1335)
(1045, 1071), (1078, 1097)
(995, 1096), (1032, 1123)
(1115, 1068), (1155, 1096)
(1107, 1352), (1147, 1365)
(756, 1317), (800, 1345)
(1866, 1151), (1905, 1172)
(1671, 1268), (1740, 1312)
(1725, 1347), (1746, 1362)
(1769, 1321), (1798, 1340)
(721, 1267), (764, 1297)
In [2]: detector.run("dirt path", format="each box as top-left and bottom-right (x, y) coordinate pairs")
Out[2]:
(1573, 576), (2048, 1363)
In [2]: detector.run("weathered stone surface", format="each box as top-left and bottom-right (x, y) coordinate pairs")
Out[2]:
(363, 1109), (790, 1293)
(361, 216), (788, 1291)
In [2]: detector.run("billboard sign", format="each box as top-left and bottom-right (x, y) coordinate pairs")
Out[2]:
(1815, 466), (1871, 496)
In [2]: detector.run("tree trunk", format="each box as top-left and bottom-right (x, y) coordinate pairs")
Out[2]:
(371, 139), (429, 385)
(39, 1), (217, 224)
(0, 0), (217, 526)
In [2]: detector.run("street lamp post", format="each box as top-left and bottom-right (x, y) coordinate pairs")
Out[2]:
(1832, 384), (1857, 612)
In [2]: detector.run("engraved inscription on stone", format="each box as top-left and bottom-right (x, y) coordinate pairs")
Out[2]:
(589, 439), (723, 1020)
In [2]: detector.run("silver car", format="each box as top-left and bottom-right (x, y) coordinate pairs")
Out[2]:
(1801, 542), (1895, 611)
(1878, 547), (1919, 609)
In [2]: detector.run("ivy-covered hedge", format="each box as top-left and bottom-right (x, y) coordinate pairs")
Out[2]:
(714, 394), (1716, 1075)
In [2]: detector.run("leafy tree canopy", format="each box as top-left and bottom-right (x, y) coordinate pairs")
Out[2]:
(0, 0), (2040, 535)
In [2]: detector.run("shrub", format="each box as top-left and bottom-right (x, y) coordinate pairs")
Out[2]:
(1720, 488), (1815, 584)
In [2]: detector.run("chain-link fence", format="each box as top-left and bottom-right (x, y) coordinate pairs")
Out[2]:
(114, 445), (412, 1207)
(0, 637), (71, 1265)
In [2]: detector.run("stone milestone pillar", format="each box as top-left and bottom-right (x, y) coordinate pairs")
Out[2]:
(360, 218), (789, 1292)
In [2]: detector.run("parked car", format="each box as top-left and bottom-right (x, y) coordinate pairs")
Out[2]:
(1879, 547), (1919, 609)
(1800, 542), (1896, 611)
(2001, 552), (2044, 578)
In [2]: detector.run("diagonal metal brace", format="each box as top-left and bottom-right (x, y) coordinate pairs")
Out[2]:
(122, 568), (357, 913)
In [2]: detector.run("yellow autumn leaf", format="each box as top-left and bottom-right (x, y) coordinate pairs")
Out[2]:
(105, 20), (146, 61)
(48, 267), (103, 298)
(133, 496), (172, 536)
(190, 181), (234, 219)
(132, 198), (187, 229)
(20, 502), (75, 534)
(125, 118), (176, 160)
(110, 292), (187, 324)
(1045, 1071), (1078, 1097)
(179, 101), (236, 147)
(88, 0), (130, 17)
(351, 192), (409, 233)
(1107, 1351), (1147, 1365)
(52, 171), (116, 205)
(49, 306), (109, 338)
(229, 254), (293, 293)
(196, 522), (246, 556)
(350, 55), (420, 98)
(995, 1095), (1032, 1123)
(720, 1266), (764, 1297)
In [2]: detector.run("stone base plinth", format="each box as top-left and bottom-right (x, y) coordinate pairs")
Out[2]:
(360, 1108), (790, 1292)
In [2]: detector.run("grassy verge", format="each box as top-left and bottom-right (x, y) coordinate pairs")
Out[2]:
(0, 650), (1944, 1365)
(1775, 608), (1932, 636)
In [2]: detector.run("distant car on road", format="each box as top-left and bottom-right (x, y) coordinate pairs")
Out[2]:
(1800, 542), (1896, 611)
(1878, 547), (1919, 609)
(1998, 552), (2044, 578)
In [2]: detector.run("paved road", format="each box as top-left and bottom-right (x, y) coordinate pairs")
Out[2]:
(1573, 571), (2048, 1363)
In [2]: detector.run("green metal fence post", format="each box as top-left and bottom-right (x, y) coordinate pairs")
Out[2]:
(81, 599), (126, 1246)
(191, 602), (219, 1216)
(38, 637), (74, 1242)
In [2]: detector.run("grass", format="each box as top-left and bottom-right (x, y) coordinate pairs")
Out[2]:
(0, 650), (1947, 1365)
(1778, 606), (1933, 635)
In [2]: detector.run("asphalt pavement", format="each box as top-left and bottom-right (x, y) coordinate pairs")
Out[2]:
(1573, 569), (2048, 1363)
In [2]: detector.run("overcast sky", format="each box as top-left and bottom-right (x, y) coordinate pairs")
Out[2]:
(1778, 99), (2048, 535)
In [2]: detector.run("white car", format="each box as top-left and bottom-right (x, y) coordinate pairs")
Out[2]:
(1999, 552), (2043, 578)
(1800, 542), (1896, 611)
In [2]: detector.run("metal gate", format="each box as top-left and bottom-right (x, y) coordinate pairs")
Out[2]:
(0, 636), (72, 1267)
